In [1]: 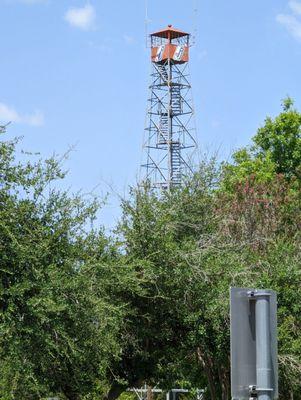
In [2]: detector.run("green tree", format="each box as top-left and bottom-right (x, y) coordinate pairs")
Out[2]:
(0, 129), (129, 399)
(118, 148), (301, 400)
(2, 95), (301, 400)
(254, 97), (301, 178)
(116, 163), (219, 398)
(222, 98), (301, 191)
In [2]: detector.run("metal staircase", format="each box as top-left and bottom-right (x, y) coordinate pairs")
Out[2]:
(171, 142), (181, 184)
(171, 85), (182, 115)
(158, 113), (169, 144)
(157, 64), (168, 83)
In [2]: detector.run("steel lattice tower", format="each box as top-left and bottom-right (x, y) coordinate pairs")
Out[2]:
(141, 25), (198, 190)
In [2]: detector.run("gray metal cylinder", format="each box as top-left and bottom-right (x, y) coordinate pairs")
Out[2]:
(255, 292), (272, 400)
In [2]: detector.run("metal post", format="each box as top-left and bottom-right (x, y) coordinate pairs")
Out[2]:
(255, 292), (272, 400)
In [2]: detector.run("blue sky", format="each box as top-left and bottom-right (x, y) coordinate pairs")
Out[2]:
(1, 0), (301, 228)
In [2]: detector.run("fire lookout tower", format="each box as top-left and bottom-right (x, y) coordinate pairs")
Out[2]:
(141, 25), (198, 190)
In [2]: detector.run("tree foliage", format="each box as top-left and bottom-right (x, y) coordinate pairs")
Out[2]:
(115, 100), (301, 400)
(0, 98), (301, 400)
(0, 131), (134, 399)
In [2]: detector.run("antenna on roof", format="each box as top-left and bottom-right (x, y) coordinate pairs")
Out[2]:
(144, 0), (151, 48)
(192, 0), (198, 46)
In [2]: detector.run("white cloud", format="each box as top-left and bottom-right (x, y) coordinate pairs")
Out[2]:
(289, 0), (301, 15)
(0, 103), (44, 126)
(64, 4), (96, 31)
(276, 1), (301, 41)
(276, 13), (301, 40)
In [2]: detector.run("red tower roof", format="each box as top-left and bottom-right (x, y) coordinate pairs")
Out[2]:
(150, 25), (189, 39)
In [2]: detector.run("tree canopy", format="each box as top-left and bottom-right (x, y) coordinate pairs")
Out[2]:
(0, 98), (300, 400)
